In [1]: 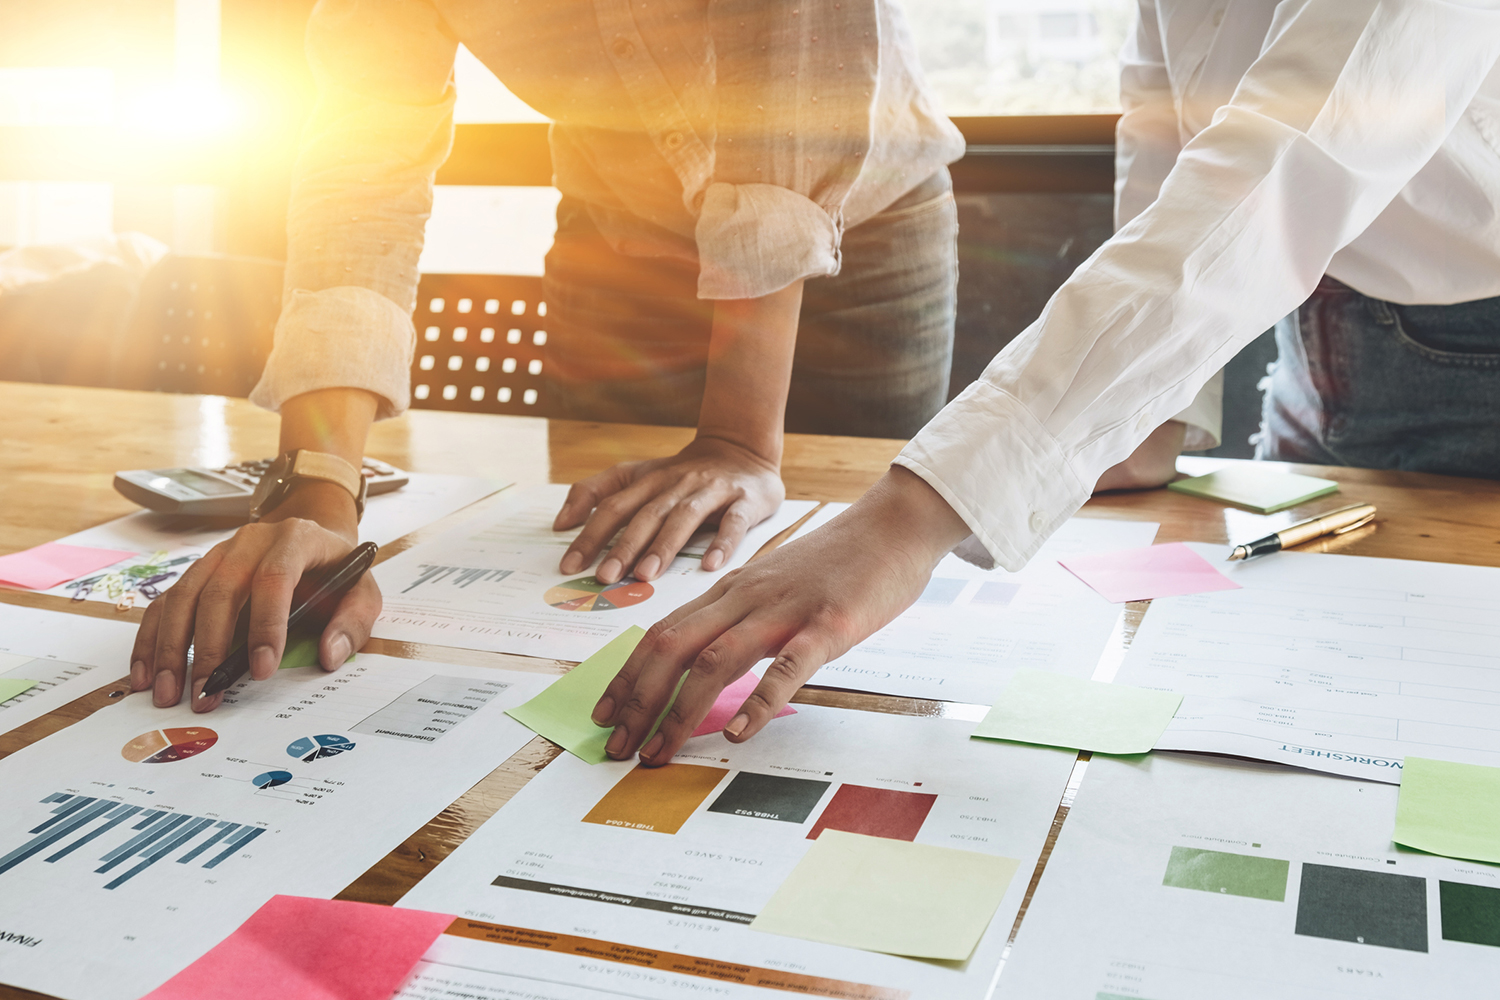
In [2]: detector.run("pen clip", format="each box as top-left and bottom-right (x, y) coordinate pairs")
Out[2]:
(1332, 513), (1375, 535)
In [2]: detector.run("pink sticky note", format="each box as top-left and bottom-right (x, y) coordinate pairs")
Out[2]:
(142, 895), (454, 1000)
(692, 671), (796, 737)
(1058, 542), (1241, 603)
(0, 542), (135, 590)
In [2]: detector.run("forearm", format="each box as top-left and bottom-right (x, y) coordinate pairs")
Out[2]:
(698, 280), (804, 464)
(263, 388), (379, 541)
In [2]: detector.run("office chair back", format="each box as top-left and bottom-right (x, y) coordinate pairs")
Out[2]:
(408, 273), (550, 416)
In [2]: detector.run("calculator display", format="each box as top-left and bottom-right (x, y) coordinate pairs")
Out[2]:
(160, 469), (245, 496)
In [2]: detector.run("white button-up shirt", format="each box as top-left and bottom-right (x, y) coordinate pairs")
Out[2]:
(898, 0), (1500, 571)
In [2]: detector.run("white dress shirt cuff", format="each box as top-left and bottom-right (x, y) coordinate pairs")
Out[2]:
(894, 381), (1091, 573)
(695, 182), (841, 299)
(1173, 369), (1223, 452)
(249, 286), (415, 419)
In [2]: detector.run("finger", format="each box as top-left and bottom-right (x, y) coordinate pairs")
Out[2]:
(240, 524), (325, 687)
(700, 498), (756, 572)
(554, 465), (636, 533)
(188, 538), (281, 707)
(561, 475), (667, 582)
(149, 543), (233, 708)
(319, 572), (382, 672)
(130, 595), (169, 691)
(638, 622), (768, 767)
(602, 483), (714, 583)
(725, 629), (838, 744)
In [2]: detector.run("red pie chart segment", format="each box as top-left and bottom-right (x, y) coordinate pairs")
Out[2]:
(544, 577), (654, 612)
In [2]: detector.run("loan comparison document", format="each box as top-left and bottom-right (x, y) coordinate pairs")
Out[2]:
(1114, 545), (1500, 782)
(395, 706), (1078, 1000)
(371, 485), (817, 661)
(0, 655), (553, 1000)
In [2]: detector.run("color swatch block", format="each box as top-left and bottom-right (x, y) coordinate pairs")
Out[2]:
(1161, 846), (1289, 901)
(707, 772), (831, 824)
(807, 784), (938, 842)
(1440, 880), (1500, 948)
(582, 763), (728, 835)
(1294, 864), (1427, 952)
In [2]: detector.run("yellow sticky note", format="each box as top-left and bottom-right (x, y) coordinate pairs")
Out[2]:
(972, 669), (1182, 755)
(750, 830), (1019, 960)
(1394, 757), (1500, 864)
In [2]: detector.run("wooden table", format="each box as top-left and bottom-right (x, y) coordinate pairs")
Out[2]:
(2, 380), (1498, 1000)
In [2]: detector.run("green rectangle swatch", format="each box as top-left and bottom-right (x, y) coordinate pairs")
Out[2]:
(505, 626), (646, 764)
(1440, 880), (1500, 948)
(1167, 466), (1338, 513)
(1161, 846), (1289, 901)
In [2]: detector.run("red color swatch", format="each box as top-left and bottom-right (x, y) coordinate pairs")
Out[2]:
(807, 784), (938, 842)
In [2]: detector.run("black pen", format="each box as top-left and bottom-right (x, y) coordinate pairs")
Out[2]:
(199, 541), (379, 697)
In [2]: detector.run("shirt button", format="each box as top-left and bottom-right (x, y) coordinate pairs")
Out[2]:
(664, 131), (685, 150)
(1028, 511), (1047, 534)
(611, 37), (634, 58)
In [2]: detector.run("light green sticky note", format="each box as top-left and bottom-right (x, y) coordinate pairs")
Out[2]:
(0, 678), (38, 704)
(750, 830), (1020, 960)
(506, 626), (647, 763)
(1394, 757), (1500, 864)
(277, 628), (354, 670)
(1167, 465), (1339, 513)
(971, 669), (1182, 755)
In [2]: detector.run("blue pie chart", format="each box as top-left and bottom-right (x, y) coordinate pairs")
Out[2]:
(252, 770), (293, 789)
(286, 734), (357, 762)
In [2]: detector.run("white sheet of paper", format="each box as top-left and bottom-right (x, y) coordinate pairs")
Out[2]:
(372, 485), (817, 661)
(1001, 753), (1500, 999)
(41, 473), (505, 606)
(785, 506), (1158, 704)
(0, 654), (553, 1000)
(395, 706), (1076, 1000)
(0, 604), (138, 738)
(1114, 543), (1500, 782)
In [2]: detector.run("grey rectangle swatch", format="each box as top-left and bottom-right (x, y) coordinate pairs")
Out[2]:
(1294, 863), (1427, 952)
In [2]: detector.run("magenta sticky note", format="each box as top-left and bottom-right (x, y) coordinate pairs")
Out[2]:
(692, 670), (796, 737)
(141, 895), (454, 1000)
(1058, 542), (1241, 603)
(0, 542), (135, 590)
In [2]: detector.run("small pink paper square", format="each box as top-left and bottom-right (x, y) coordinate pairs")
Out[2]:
(1059, 542), (1240, 603)
(692, 670), (796, 737)
(141, 895), (454, 1000)
(0, 542), (135, 590)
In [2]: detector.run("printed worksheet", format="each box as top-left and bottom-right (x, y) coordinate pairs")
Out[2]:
(396, 706), (1078, 1000)
(39, 473), (504, 608)
(0, 654), (553, 1000)
(372, 485), (817, 660)
(0, 604), (138, 738)
(1114, 544), (1500, 782)
(784, 505), (1159, 704)
(1000, 753), (1500, 999)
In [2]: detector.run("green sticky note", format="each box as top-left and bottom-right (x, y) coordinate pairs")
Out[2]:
(750, 830), (1019, 960)
(0, 678), (39, 703)
(1167, 465), (1339, 513)
(1394, 757), (1500, 864)
(277, 628), (354, 669)
(506, 627), (647, 763)
(971, 669), (1182, 755)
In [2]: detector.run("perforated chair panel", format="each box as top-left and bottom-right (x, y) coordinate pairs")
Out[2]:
(409, 274), (550, 415)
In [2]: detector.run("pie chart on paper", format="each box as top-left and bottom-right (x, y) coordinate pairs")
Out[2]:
(121, 726), (219, 763)
(543, 576), (655, 612)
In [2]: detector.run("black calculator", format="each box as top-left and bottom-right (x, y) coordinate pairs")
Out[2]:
(113, 458), (409, 517)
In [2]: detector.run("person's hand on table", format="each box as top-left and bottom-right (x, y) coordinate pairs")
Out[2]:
(552, 435), (786, 584)
(589, 465), (973, 766)
(127, 481), (382, 714)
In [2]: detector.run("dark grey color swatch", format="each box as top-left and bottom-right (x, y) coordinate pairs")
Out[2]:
(1294, 863), (1428, 952)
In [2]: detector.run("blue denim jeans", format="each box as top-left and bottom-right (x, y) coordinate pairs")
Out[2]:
(542, 170), (958, 438)
(1256, 276), (1500, 479)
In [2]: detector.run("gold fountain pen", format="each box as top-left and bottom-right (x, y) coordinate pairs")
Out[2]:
(1228, 503), (1377, 561)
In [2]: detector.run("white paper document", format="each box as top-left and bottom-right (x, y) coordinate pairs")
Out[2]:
(396, 706), (1077, 1000)
(0, 654), (553, 1000)
(0, 604), (138, 738)
(1000, 753), (1500, 999)
(372, 485), (817, 660)
(40, 472), (504, 607)
(787, 505), (1158, 704)
(1114, 544), (1500, 782)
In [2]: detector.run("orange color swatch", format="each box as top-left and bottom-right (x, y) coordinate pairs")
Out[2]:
(582, 763), (729, 834)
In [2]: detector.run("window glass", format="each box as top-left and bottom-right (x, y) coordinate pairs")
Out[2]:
(900, 0), (1134, 115)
